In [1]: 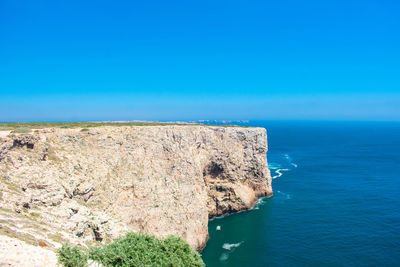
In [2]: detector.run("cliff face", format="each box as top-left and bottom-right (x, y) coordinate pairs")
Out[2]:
(0, 126), (272, 251)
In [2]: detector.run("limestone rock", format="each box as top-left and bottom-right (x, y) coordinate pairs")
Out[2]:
(0, 235), (58, 267)
(0, 125), (272, 253)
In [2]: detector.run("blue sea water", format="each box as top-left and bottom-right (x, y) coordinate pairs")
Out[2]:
(201, 121), (400, 266)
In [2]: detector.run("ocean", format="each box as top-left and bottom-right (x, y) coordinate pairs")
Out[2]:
(201, 121), (400, 266)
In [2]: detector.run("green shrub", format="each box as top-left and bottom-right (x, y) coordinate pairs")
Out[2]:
(57, 233), (205, 267)
(89, 233), (204, 267)
(57, 243), (88, 267)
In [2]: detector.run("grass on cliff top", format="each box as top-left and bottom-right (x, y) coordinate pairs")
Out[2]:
(57, 232), (205, 267)
(0, 122), (249, 131)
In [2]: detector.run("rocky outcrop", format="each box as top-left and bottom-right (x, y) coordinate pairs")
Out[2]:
(0, 125), (272, 252)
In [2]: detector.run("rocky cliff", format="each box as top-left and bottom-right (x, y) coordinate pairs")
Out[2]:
(0, 125), (272, 253)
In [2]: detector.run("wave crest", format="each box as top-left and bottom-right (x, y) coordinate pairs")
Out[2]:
(272, 168), (289, 179)
(222, 242), (243, 250)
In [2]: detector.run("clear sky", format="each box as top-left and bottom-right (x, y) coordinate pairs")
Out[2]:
(1, 0), (399, 122)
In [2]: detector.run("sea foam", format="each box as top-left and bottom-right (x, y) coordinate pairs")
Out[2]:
(219, 253), (229, 261)
(277, 190), (292, 200)
(222, 242), (243, 250)
(272, 168), (289, 179)
(268, 162), (281, 170)
(253, 197), (265, 210)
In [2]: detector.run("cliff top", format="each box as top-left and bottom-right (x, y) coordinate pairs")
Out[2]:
(0, 122), (258, 134)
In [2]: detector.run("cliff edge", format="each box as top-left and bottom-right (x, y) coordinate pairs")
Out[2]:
(0, 125), (272, 252)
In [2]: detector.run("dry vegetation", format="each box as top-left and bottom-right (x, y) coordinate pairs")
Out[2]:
(0, 122), (247, 132)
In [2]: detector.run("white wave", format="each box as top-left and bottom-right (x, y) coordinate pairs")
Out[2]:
(268, 163), (281, 170)
(283, 153), (298, 168)
(219, 253), (229, 261)
(222, 242), (243, 250)
(252, 197), (265, 210)
(277, 190), (292, 200)
(272, 168), (289, 179)
(209, 214), (226, 221)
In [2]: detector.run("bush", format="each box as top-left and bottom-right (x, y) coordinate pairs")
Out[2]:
(57, 243), (88, 267)
(57, 233), (205, 267)
(90, 233), (205, 267)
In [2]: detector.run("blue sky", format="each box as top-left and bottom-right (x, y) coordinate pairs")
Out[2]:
(1, 0), (399, 122)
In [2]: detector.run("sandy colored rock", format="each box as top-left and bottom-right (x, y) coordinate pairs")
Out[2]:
(0, 125), (272, 256)
(0, 235), (58, 267)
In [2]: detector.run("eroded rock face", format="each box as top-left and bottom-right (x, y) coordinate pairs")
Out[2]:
(0, 126), (272, 251)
